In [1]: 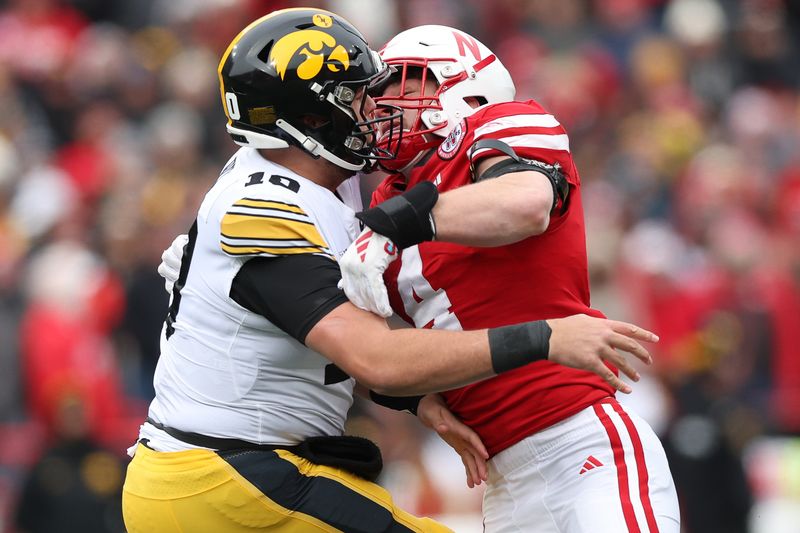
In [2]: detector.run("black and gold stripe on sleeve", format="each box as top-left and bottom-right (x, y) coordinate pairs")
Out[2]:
(220, 198), (332, 258)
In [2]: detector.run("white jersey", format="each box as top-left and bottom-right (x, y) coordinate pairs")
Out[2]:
(142, 147), (362, 450)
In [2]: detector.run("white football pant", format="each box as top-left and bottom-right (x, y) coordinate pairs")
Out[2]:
(483, 398), (680, 532)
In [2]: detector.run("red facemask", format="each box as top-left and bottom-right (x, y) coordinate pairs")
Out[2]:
(374, 63), (448, 172)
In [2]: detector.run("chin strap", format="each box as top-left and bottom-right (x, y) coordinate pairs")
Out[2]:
(396, 148), (432, 174)
(226, 121), (366, 172)
(227, 124), (289, 149)
(380, 133), (439, 174)
(277, 120), (366, 172)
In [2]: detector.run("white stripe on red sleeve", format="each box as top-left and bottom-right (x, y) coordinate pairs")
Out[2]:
(473, 114), (561, 138)
(469, 133), (571, 161)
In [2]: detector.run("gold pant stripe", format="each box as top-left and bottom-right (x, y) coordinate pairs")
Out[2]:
(272, 449), (447, 531)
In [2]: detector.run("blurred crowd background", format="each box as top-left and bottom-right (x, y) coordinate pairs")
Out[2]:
(0, 0), (798, 531)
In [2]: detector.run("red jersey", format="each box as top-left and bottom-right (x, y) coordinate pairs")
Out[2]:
(373, 101), (616, 456)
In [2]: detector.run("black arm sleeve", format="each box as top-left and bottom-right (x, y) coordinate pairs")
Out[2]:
(229, 254), (349, 344)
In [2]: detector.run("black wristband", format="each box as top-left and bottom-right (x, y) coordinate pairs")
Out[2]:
(369, 391), (423, 415)
(356, 181), (438, 249)
(488, 321), (552, 374)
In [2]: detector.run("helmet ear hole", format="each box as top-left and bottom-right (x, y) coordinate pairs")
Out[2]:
(300, 114), (330, 129)
(255, 44), (272, 65)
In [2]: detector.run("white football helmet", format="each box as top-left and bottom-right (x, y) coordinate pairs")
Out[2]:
(376, 25), (516, 143)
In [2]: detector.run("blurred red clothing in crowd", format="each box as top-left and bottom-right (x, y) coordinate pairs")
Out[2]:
(0, 0), (88, 80)
(19, 254), (143, 448)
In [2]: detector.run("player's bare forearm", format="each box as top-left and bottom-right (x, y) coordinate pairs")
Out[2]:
(306, 304), (659, 397)
(432, 165), (553, 247)
(365, 328), (493, 395)
(306, 302), (494, 395)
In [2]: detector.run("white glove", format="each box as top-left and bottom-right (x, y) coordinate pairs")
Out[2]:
(157, 234), (189, 294)
(338, 229), (398, 317)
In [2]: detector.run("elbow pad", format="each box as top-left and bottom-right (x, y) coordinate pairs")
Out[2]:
(468, 138), (570, 215)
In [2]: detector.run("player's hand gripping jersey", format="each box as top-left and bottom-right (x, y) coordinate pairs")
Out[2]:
(144, 147), (363, 449)
(374, 101), (616, 456)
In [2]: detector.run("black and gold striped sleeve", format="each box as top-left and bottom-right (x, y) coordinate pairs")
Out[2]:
(220, 197), (333, 258)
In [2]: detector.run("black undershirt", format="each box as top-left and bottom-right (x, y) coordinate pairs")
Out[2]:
(229, 254), (348, 344)
(230, 253), (421, 414)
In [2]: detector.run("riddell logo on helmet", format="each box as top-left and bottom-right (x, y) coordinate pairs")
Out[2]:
(270, 14), (350, 80)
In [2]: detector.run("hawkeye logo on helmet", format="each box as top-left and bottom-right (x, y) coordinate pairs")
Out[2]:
(269, 14), (350, 80)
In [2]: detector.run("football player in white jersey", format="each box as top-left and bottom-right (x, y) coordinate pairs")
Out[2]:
(127, 8), (662, 533)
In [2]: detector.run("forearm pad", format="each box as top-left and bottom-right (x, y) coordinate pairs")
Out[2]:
(356, 181), (438, 249)
(369, 391), (423, 415)
(488, 320), (552, 374)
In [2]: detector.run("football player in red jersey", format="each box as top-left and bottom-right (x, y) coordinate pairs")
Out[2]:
(338, 25), (681, 533)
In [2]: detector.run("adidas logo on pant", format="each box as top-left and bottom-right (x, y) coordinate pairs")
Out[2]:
(579, 455), (604, 475)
